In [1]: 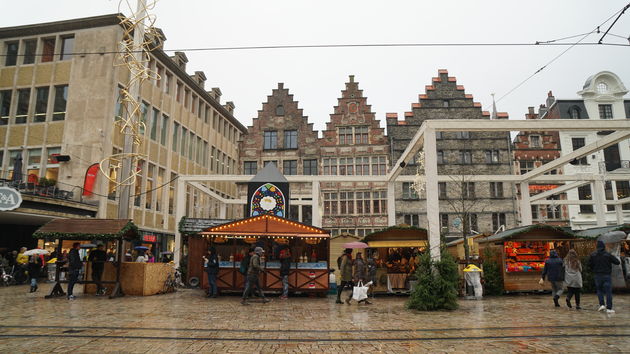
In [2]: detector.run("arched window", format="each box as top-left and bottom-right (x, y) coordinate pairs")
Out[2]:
(275, 105), (284, 116)
(597, 82), (608, 94)
(568, 106), (581, 119)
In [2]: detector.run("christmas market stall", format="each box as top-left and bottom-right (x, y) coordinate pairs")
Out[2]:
(576, 224), (630, 289)
(187, 214), (330, 294)
(361, 226), (428, 294)
(478, 223), (586, 292)
(33, 218), (173, 297)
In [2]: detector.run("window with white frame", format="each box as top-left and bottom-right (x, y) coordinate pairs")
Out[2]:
(598, 104), (613, 119)
(355, 157), (369, 175)
(339, 157), (354, 176)
(283, 160), (297, 175)
(485, 150), (500, 164)
(402, 182), (419, 199)
(519, 160), (534, 174)
(371, 156), (387, 175)
(356, 191), (370, 214)
(372, 191), (387, 214)
(340, 192), (354, 214)
(303, 159), (317, 175)
(323, 192), (338, 215)
(244, 161), (257, 175)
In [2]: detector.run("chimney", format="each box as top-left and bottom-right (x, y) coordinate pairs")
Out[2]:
(546, 90), (555, 108)
(211, 87), (222, 103)
(170, 51), (188, 70)
(539, 104), (548, 117)
(224, 101), (235, 114)
(191, 71), (207, 88)
(385, 113), (398, 126)
(349, 75), (355, 83)
(277, 83), (284, 90)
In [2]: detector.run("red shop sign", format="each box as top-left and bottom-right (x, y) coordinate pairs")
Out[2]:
(143, 234), (157, 242)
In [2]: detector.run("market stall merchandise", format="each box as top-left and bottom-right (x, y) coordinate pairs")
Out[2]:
(478, 224), (588, 292)
(361, 226), (428, 294)
(187, 214), (330, 294)
(32, 218), (141, 298)
(576, 224), (630, 289)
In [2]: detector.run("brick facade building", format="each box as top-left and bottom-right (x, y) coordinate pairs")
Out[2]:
(387, 70), (517, 241)
(320, 75), (389, 237)
(239, 83), (319, 223)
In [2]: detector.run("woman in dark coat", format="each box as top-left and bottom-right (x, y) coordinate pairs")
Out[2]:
(353, 252), (371, 305)
(540, 250), (564, 307)
(27, 255), (43, 293)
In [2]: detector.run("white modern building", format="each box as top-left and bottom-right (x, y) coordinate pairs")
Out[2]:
(540, 71), (630, 229)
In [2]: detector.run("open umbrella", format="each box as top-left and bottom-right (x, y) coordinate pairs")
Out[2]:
(343, 241), (369, 249)
(134, 246), (149, 251)
(598, 231), (627, 244)
(79, 243), (97, 249)
(23, 249), (49, 256)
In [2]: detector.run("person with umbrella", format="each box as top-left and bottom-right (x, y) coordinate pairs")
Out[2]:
(135, 246), (149, 263)
(590, 238), (621, 313)
(336, 248), (354, 304)
(23, 249), (47, 293)
(67, 242), (82, 300)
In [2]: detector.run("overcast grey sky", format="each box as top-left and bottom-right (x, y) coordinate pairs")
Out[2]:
(4, 0), (630, 131)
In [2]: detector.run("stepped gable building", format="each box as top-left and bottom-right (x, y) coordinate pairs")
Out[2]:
(387, 69), (517, 241)
(0, 14), (245, 251)
(239, 83), (319, 224)
(512, 103), (568, 226)
(319, 75), (389, 237)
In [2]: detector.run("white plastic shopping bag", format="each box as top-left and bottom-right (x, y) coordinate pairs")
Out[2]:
(352, 281), (368, 301)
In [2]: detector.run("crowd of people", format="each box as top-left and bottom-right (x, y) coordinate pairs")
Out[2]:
(540, 240), (621, 313)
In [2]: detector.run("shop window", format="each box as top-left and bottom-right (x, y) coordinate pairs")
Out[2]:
(519, 160), (534, 174)
(492, 213), (506, 232)
(485, 150), (500, 164)
(41, 38), (55, 63)
(23, 40), (36, 65)
(283, 130), (297, 149)
(244, 161), (257, 175)
(402, 182), (419, 199)
(60, 36), (74, 60)
(490, 182), (503, 198)
(570, 138), (587, 165)
(459, 150), (472, 164)
(578, 184), (593, 213)
(52, 85), (68, 121)
(403, 214), (420, 227)
(45, 147), (60, 181)
(33, 87), (49, 123)
(4, 42), (18, 66)
(283, 160), (297, 175)
(352, 157), (366, 176)
(323, 158), (337, 175)
(275, 105), (284, 116)
(263, 131), (277, 150)
(462, 182), (475, 199)
(438, 182), (447, 199)
(0, 90), (11, 126)
(303, 159), (317, 175)
(599, 104), (613, 119)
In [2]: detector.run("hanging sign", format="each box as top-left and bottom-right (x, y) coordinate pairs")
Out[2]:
(82, 163), (100, 196)
(143, 234), (157, 242)
(0, 186), (23, 211)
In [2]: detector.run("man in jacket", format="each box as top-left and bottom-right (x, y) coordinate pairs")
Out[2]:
(241, 247), (268, 305)
(203, 247), (219, 298)
(279, 246), (291, 300)
(336, 248), (354, 304)
(88, 244), (107, 295)
(541, 250), (564, 307)
(67, 242), (82, 300)
(589, 240), (620, 313)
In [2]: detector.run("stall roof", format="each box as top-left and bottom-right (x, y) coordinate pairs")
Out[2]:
(480, 224), (576, 243)
(33, 218), (139, 240)
(200, 214), (329, 238)
(446, 234), (487, 247)
(179, 217), (234, 235)
(362, 226), (428, 248)
(575, 224), (630, 239)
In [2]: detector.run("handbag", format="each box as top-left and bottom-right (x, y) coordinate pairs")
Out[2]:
(352, 281), (369, 301)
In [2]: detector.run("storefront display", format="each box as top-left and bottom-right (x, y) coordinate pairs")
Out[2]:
(504, 241), (547, 273)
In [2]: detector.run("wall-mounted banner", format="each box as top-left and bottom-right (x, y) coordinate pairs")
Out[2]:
(0, 186), (22, 211)
(82, 163), (100, 196)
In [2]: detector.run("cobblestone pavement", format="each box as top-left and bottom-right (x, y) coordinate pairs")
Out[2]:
(0, 283), (628, 353)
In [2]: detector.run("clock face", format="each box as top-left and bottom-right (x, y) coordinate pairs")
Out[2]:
(250, 183), (285, 217)
(348, 102), (358, 113)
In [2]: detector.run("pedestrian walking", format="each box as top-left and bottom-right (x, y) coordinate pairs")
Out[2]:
(540, 250), (564, 307)
(589, 240), (621, 313)
(367, 252), (378, 298)
(241, 247), (268, 305)
(67, 242), (82, 300)
(203, 247), (219, 298)
(353, 252), (371, 305)
(88, 244), (107, 295)
(15, 247), (28, 284)
(336, 249), (353, 304)
(279, 246), (291, 300)
(563, 249), (582, 309)
(27, 254), (42, 293)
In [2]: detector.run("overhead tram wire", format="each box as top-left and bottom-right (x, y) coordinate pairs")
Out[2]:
(489, 2), (630, 108)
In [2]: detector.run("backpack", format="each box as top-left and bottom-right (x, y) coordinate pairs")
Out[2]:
(337, 255), (343, 270)
(240, 255), (250, 275)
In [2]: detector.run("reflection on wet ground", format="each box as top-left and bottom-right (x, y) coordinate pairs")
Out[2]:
(0, 283), (628, 352)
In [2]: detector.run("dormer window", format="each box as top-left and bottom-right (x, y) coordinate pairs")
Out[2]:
(597, 82), (608, 94)
(569, 106), (582, 119)
(530, 135), (541, 148)
(275, 105), (284, 116)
